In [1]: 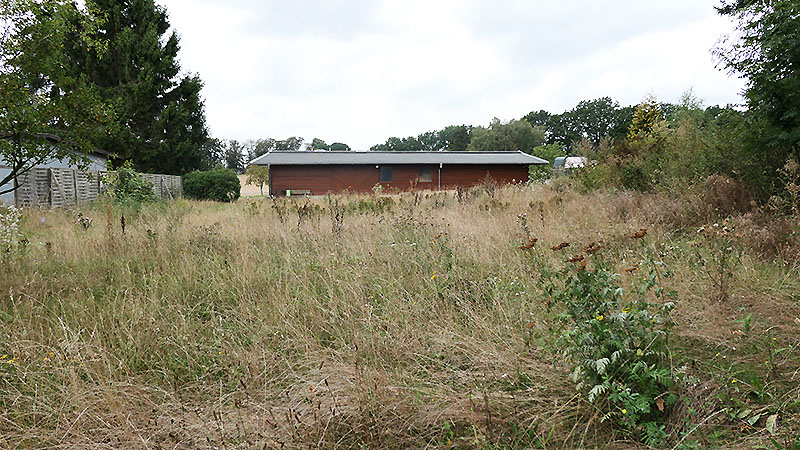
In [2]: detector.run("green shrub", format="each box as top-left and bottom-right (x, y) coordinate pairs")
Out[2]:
(183, 167), (241, 202)
(107, 161), (157, 205)
(619, 163), (651, 191)
(542, 250), (677, 446)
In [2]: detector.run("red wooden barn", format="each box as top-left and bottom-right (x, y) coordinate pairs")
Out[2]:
(249, 151), (548, 196)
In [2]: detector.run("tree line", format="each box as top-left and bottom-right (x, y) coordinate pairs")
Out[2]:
(208, 137), (352, 174)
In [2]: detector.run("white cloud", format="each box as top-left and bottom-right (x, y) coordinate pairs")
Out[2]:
(164, 0), (745, 149)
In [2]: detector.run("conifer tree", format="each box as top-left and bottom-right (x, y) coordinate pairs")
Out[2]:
(65, 0), (209, 174)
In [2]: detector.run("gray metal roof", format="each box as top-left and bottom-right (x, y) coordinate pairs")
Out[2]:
(250, 151), (548, 166)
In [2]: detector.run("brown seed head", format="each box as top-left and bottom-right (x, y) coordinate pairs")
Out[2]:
(584, 242), (602, 254)
(566, 254), (585, 263)
(519, 237), (538, 250)
(551, 242), (570, 251)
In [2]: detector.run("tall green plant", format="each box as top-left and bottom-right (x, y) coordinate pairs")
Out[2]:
(107, 160), (157, 205)
(542, 249), (677, 446)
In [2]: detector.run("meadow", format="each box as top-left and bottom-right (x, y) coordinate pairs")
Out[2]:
(1, 181), (798, 449)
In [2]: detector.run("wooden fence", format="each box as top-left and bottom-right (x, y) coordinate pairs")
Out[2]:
(13, 168), (182, 207)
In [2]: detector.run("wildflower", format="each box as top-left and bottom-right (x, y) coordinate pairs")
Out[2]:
(732, 379), (737, 383)
(596, 314), (604, 321)
(622, 308), (630, 313)
(621, 409), (627, 414)
(765, 360), (770, 365)
(0, 354), (6, 360)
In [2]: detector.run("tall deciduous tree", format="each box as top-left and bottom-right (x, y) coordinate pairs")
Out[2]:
(1, 0), (114, 195)
(439, 125), (471, 151)
(467, 118), (544, 153)
(524, 98), (633, 150)
(64, 0), (209, 175)
(715, 0), (800, 163)
(307, 138), (329, 151)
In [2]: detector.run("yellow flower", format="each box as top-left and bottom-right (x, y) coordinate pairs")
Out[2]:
(0, 354), (6, 360)
(431, 274), (436, 280)
(622, 308), (630, 314)
(596, 314), (604, 321)
(732, 379), (737, 383)
(621, 409), (627, 414)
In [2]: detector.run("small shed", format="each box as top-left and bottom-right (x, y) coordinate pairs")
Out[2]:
(0, 135), (110, 205)
(249, 151), (548, 196)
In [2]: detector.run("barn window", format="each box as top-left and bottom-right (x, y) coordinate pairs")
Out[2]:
(418, 167), (432, 182)
(380, 166), (393, 182)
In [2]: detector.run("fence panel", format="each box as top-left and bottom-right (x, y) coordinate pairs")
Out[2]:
(14, 168), (50, 207)
(49, 168), (78, 208)
(13, 168), (182, 207)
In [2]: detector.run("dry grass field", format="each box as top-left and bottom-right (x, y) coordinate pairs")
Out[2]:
(1, 182), (798, 449)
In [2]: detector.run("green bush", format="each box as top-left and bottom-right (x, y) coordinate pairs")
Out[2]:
(183, 167), (241, 202)
(619, 163), (651, 191)
(542, 250), (677, 446)
(108, 161), (157, 205)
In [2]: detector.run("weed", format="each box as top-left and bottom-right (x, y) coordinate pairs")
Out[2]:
(541, 241), (678, 446)
(693, 220), (743, 302)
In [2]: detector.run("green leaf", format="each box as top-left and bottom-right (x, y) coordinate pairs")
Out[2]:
(766, 414), (778, 434)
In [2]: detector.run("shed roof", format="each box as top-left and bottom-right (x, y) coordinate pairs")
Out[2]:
(250, 151), (548, 166)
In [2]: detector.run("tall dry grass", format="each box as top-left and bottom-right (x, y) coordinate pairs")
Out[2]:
(1, 183), (798, 449)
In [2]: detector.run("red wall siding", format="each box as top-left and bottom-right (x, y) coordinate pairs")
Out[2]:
(380, 165), (438, 192)
(440, 165), (528, 189)
(270, 164), (529, 195)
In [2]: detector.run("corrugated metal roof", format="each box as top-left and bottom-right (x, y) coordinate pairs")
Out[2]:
(250, 151), (548, 165)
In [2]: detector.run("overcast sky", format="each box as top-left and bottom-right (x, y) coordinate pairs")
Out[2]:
(165, 0), (745, 150)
